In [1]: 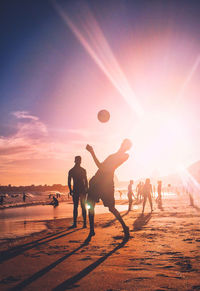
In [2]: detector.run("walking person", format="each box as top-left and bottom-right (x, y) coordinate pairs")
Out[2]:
(23, 192), (26, 203)
(157, 180), (162, 208)
(142, 178), (153, 214)
(86, 139), (132, 238)
(127, 180), (135, 211)
(136, 181), (143, 203)
(68, 156), (88, 228)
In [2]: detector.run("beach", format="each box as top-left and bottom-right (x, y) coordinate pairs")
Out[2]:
(0, 194), (200, 290)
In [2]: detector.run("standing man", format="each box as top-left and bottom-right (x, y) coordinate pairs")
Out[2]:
(127, 180), (135, 211)
(157, 180), (162, 208)
(23, 192), (26, 202)
(142, 178), (153, 214)
(68, 156), (88, 228)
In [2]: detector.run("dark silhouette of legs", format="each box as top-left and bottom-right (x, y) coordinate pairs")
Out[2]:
(142, 195), (147, 214)
(88, 201), (95, 236)
(108, 206), (129, 237)
(80, 194), (87, 227)
(88, 202), (129, 238)
(148, 193), (153, 212)
(128, 199), (132, 212)
(72, 194), (79, 227)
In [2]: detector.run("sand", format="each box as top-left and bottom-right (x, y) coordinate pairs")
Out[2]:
(0, 195), (200, 291)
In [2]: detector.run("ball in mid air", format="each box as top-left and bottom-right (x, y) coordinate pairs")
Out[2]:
(97, 109), (110, 123)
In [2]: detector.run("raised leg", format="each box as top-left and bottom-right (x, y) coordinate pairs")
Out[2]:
(109, 206), (129, 237)
(88, 201), (96, 236)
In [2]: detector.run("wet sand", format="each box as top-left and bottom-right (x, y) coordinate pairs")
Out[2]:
(0, 195), (200, 290)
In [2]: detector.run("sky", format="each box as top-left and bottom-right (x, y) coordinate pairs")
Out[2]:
(0, 0), (200, 186)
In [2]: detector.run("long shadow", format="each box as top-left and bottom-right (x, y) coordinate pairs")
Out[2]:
(133, 213), (152, 231)
(1, 228), (67, 253)
(52, 236), (129, 290)
(102, 210), (130, 228)
(0, 228), (80, 263)
(10, 238), (91, 291)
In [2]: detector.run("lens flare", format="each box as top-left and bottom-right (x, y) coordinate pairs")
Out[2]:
(53, 1), (144, 118)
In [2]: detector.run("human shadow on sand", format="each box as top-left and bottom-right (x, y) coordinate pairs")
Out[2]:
(11, 235), (128, 290)
(133, 213), (152, 231)
(52, 236), (129, 290)
(101, 210), (130, 228)
(0, 228), (81, 263)
(10, 237), (91, 291)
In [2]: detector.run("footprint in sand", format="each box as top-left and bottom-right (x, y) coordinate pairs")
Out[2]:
(127, 267), (146, 271)
(79, 256), (92, 261)
(0, 276), (20, 284)
(162, 265), (174, 269)
(174, 257), (194, 272)
(124, 277), (150, 283)
(156, 274), (169, 277)
(112, 235), (124, 240)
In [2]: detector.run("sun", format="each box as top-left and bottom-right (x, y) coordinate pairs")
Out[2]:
(128, 113), (190, 177)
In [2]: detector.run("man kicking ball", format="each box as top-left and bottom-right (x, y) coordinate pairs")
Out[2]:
(86, 139), (132, 238)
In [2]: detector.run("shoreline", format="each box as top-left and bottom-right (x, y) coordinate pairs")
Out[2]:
(0, 201), (50, 210)
(0, 200), (128, 248)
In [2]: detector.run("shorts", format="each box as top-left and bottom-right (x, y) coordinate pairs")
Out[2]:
(87, 176), (115, 208)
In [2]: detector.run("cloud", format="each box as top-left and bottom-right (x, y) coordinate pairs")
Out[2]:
(12, 111), (39, 121)
(0, 111), (101, 184)
(10, 111), (48, 139)
(16, 120), (48, 139)
(0, 111), (81, 175)
(0, 146), (31, 156)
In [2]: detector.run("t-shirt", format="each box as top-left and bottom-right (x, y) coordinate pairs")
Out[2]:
(95, 152), (129, 178)
(68, 166), (87, 193)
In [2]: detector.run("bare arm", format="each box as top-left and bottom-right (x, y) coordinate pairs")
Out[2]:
(68, 171), (73, 194)
(86, 144), (101, 169)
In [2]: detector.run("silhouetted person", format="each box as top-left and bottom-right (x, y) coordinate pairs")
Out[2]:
(157, 180), (162, 208)
(153, 185), (156, 198)
(127, 180), (135, 211)
(86, 139), (132, 238)
(136, 181), (143, 203)
(186, 184), (194, 207)
(0, 196), (4, 205)
(142, 178), (153, 214)
(51, 196), (59, 206)
(23, 192), (26, 202)
(68, 156), (88, 228)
